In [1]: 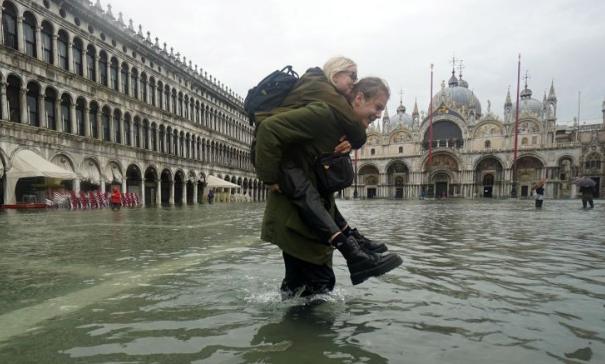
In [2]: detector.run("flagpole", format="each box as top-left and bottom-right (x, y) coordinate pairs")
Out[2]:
(428, 64), (434, 166)
(353, 149), (358, 198)
(511, 54), (521, 198)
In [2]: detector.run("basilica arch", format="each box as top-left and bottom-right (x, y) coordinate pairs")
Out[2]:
(422, 152), (461, 198)
(515, 155), (545, 197)
(358, 164), (380, 199)
(474, 155), (505, 198)
(386, 160), (410, 199)
(556, 155), (575, 198)
(144, 166), (159, 206)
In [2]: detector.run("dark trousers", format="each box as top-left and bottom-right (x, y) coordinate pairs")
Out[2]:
(582, 193), (594, 208)
(535, 198), (543, 208)
(280, 252), (335, 300)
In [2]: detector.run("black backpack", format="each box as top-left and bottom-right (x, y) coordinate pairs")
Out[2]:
(244, 66), (299, 167)
(244, 66), (299, 126)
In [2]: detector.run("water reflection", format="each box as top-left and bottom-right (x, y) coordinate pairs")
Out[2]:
(0, 200), (604, 363)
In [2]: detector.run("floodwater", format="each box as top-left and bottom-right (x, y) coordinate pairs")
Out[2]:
(0, 199), (603, 363)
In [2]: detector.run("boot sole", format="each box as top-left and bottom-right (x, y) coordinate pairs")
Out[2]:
(350, 254), (403, 285)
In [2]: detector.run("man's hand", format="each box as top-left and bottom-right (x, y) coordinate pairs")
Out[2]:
(334, 136), (352, 154)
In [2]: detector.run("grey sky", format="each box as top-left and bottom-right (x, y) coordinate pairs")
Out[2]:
(111, 0), (604, 124)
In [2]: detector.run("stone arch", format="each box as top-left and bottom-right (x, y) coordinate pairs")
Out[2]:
(174, 169), (185, 204)
(160, 168), (172, 204)
(474, 155), (505, 198)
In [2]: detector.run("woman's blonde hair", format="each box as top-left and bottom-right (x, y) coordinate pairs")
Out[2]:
(323, 56), (356, 86)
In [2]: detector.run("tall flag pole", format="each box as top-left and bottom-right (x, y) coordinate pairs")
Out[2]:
(353, 149), (358, 198)
(512, 54), (521, 197)
(428, 63), (434, 165)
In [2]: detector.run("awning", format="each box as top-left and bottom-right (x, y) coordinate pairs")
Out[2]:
(205, 175), (240, 188)
(7, 150), (77, 180)
(104, 164), (123, 183)
(81, 162), (101, 185)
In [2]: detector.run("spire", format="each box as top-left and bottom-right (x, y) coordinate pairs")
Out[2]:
(397, 89), (406, 114)
(520, 70), (532, 99)
(412, 99), (419, 116)
(548, 80), (557, 101)
(505, 87), (512, 106)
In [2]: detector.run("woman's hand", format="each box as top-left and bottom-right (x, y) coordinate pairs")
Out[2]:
(334, 136), (352, 154)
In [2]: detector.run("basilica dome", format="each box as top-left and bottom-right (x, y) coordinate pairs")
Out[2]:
(391, 103), (413, 129)
(431, 71), (481, 121)
(513, 85), (543, 118)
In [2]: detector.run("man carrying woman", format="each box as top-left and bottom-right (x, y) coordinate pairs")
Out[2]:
(254, 57), (402, 298)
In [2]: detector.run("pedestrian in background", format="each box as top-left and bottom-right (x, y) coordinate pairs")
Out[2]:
(110, 186), (122, 210)
(532, 179), (545, 209)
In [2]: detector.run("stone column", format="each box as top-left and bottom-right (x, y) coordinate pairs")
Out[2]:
(35, 26), (42, 61)
(115, 59), (121, 91)
(19, 87), (27, 124)
(121, 179), (127, 194)
(51, 33), (58, 67)
(54, 98), (61, 131)
(193, 182), (198, 204)
(0, 82), (7, 120)
(169, 181), (175, 205)
(140, 179), (145, 206)
(70, 102), (77, 134)
(94, 55), (100, 83)
(74, 179), (81, 194)
(119, 116), (124, 145)
(109, 111), (115, 142)
(81, 40), (88, 78)
(156, 180), (161, 206)
(67, 41), (73, 72)
(83, 105), (90, 138)
(16, 16), (24, 52)
(37, 94), (45, 128)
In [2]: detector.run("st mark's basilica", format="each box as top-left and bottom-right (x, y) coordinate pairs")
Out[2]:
(348, 66), (605, 200)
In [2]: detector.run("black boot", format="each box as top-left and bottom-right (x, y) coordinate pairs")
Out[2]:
(348, 228), (388, 253)
(332, 234), (402, 285)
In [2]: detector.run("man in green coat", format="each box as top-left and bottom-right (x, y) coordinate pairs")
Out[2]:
(255, 78), (403, 298)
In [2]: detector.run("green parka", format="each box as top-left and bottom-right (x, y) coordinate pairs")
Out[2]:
(255, 101), (366, 265)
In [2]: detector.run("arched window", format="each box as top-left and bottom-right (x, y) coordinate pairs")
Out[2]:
(86, 45), (96, 81)
(6, 75), (21, 122)
(23, 12), (37, 57)
(485, 140), (491, 149)
(57, 30), (69, 70)
(113, 110), (121, 144)
(140, 73), (147, 102)
(179, 132), (184, 156)
(171, 90), (177, 114)
(178, 93), (183, 117)
(173, 131), (178, 156)
(164, 86), (170, 110)
(124, 114), (131, 146)
(131, 68), (139, 99)
(159, 125), (165, 153)
(151, 123), (157, 151)
(521, 137), (528, 146)
(2, 2), (18, 49)
(102, 107), (111, 141)
(585, 154), (602, 170)
(45, 88), (57, 130)
(76, 98), (85, 136)
(26, 82), (40, 126)
(41, 21), (53, 64)
(99, 51), (108, 86)
(120, 63), (129, 95)
(72, 38), (83, 76)
(89, 102), (99, 138)
(60, 94), (72, 133)
(149, 77), (156, 106)
(143, 120), (149, 149)
(110, 58), (119, 90)
(133, 118), (140, 148)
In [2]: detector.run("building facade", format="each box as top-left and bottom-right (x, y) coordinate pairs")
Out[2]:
(0, 0), (264, 206)
(348, 68), (605, 200)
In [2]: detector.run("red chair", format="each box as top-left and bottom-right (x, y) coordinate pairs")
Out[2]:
(79, 192), (89, 209)
(121, 192), (129, 207)
(131, 192), (140, 206)
(88, 191), (99, 209)
(69, 191), (80, 209)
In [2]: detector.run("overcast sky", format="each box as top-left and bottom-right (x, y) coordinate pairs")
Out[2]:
(111, 0), (604, 124)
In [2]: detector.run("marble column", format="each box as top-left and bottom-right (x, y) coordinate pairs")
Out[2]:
(67, 41), (73, 72)
(51, 34), (58, 67)
(37, 94), (45, 128)
(140, 179), (145, 206)
(69, 102), (77, 134)
(16, 16), (24, 52)
(19, 87), (27, 124)
(35, 26), (42, 61)
(0, 82), (7, 121)
(83, 105), (90, 138)
(193, 182), (198, 204)
(156, 180), (161, 206)
(169, 181), (175, 205)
